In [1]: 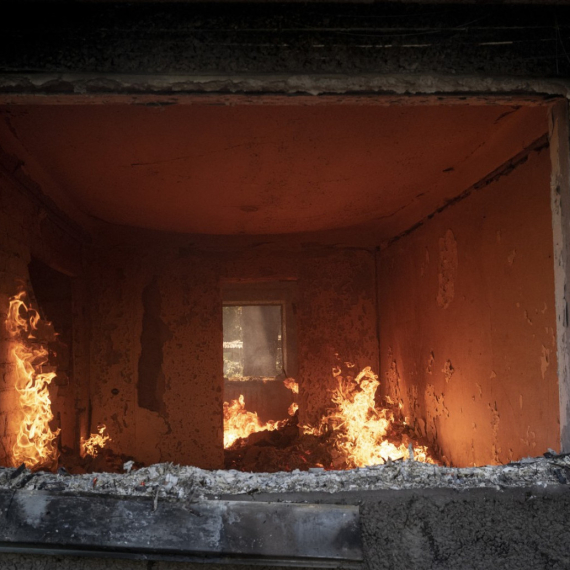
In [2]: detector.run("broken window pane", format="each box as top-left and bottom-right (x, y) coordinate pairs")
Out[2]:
(223, 305), (283, 380)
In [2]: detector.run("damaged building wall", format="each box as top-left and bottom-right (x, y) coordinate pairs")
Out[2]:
(0, 146), (86, 466)
(88, 246), (223, 469)
(379, 144), (559, 467)
(88, 243), (378, 468)
(222, 247), (380, 428)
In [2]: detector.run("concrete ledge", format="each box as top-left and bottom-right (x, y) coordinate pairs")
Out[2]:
(0, 73), (568, 104)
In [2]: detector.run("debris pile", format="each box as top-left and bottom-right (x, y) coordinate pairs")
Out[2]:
(224, 366), (434, 472)
(1, 453), (569, 503)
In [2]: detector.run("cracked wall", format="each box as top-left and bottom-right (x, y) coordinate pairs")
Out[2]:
(379, 144), (560, 466)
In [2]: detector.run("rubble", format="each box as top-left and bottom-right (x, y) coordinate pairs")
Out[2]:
(0, 453), (569, 503)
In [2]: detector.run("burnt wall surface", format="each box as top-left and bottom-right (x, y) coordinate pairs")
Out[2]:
(379, 143), (559, 467)
(0, 146), (87, 465)
(0, 3), (569, 79)
(0, 486), (569, 570)
(89, 244), (378, 467)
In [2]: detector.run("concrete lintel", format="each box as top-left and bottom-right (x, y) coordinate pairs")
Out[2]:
(0, 73), (569, 105)
(550, 99), (570, 453)
(0, 490), (362, 567)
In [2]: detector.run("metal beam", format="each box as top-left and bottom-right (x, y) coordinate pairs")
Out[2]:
(0, 490), (362, 567)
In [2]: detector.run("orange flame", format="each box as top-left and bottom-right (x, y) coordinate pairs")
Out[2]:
(82, 424), (111, 457)
(223, 395), (286, 449)
(6, 292), (60, 470)
(283, 378), (299, 394)
(224, 365), (434, 468)
(305, 366), (434, 467)
(288, 402), (299, 416)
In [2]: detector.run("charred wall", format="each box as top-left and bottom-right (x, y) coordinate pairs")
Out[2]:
(0, 145), (87, 465)
(379, 143), (559, 466)
(88, 243), (379, 468)
(0, 0), (567, 473)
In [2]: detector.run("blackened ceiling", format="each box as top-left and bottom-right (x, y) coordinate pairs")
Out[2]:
(0, 3), (570, 78)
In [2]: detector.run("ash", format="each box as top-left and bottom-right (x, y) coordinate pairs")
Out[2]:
(1, 454), (569, 502)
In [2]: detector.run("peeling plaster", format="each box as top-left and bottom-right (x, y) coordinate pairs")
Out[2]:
(436, 230), (457, 309)
(488, 402), (501, 463)
(507, 249), (517, 266)
(442, 360), (454, 383)
(425, 384), (450, 457)
(541, 345), (551, 379)
(138, 276), (172, 414)
(379, 145), (560, 466)
(385, 349), (402, 406)
(426, 351), (435, 375)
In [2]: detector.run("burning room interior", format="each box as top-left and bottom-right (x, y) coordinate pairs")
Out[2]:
(0, 100), (562, 475)
(2, 3), (570, 567)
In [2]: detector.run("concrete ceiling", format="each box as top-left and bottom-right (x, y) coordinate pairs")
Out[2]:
(0, 104), (548, 241)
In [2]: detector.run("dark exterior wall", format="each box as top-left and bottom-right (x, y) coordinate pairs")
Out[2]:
(378, 145), (559, 467)
(0, 3), (569, 79)
(88, 243), (379, 467)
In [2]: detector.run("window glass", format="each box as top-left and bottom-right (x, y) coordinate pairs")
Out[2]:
(223, 305), (283, 380)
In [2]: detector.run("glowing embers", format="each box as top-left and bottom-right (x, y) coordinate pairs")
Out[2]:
(6, 292), (60, 470)
(82, 424), (111, 457)
(224, 366), (435, 471)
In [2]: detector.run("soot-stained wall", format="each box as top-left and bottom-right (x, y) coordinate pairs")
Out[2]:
(0, 146), (86, 466)
(379, 146), (559, 467)
(88, 244), (379, 468)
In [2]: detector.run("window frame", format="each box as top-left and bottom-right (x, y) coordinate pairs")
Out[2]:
(221, 281), (298, 380)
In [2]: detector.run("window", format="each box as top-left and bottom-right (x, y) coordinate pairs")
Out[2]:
(222, 282), (298, 382)
(223, 305), (283, 380)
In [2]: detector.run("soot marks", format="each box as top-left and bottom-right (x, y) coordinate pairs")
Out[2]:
(138, 277), (172, 414)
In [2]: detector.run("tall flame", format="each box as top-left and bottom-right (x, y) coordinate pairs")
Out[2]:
(305, 366), (433, 467)
(6, 292), (60, 470)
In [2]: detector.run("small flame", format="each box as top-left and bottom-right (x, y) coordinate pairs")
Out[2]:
(224, 395), (286, 449)
(6, 292), (60, 470)
(82, 424), (111, 457)
(283, 378), (299, 394)
(288, 402), (299, 416)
